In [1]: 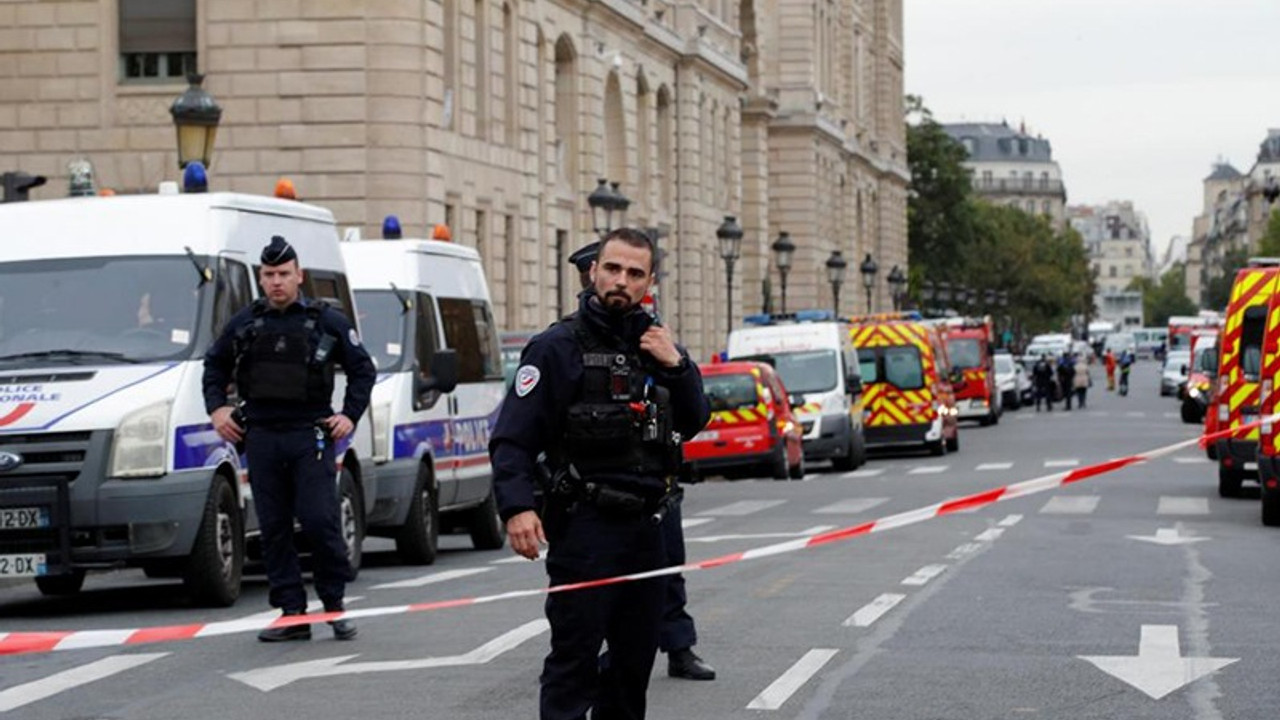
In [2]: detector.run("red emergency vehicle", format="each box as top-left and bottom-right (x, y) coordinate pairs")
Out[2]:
(940, 316), (1000, 426)
(682, 361), (805, 480)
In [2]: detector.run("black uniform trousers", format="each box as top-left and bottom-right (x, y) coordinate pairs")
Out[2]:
(245, 426), (353, 613)
(541, 502), (667, 720)
(658, 502), (696, 653)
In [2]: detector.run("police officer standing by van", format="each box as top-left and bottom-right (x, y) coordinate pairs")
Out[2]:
(492, 228), (710, 719)
(568, 240), (717, 682)
(203, 236), (376, 642)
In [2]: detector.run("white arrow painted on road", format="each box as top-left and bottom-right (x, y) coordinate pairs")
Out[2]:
(229, 619), (549, 692)
(1079, 625), (1237, 699)
(1127, 527), (1210, 546)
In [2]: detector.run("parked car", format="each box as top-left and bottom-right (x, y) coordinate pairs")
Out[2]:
(993, 351), (1028, 410)
(682, 360), (806, 480)
(1160, 349), (1191, 397)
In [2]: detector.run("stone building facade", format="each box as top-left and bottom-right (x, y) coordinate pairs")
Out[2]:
(1067, 201), (1153, 329)
(941, 121), (1068, 231)
(0, 0), (907, 359)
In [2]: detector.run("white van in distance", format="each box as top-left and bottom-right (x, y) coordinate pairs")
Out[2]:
(340, 228), (506, 563)
(0, 189), (375, 605)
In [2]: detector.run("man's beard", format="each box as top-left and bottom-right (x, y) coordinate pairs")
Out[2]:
(602, 290), (633, 315)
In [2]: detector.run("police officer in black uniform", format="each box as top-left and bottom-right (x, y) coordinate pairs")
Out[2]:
(202, 235), (376, 642)
(567, 240), (717, 682)
(492, 228), (710, 720)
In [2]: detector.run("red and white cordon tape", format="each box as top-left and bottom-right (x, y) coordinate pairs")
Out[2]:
(0, 419), (1266, 657)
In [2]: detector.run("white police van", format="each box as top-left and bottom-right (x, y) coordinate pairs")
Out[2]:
(727, 311), (867, 470)
(0, 187), (376, 605)
(340, 224), (506, 564)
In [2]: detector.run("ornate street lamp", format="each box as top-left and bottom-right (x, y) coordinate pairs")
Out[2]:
(859, 252), (878, 312)
(716, 215), (744, 334)
(587, 178), (617, 238)
(771, 231), (796, 314)
(610, 181), (630, 230)
(887, 265), (907, 311)
(169, 73), (222, 169)
(826, 250), (848, 316)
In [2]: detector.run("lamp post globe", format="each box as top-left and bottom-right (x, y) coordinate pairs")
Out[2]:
(771, 231), (796, 314)
(169, 73), (222, 170)
(859, 252), (878, 312)
(717, 215), (745, 334)
(610, 181), (631, 230)
(826, 250), (848, 316)
(587, 178), (615, 238)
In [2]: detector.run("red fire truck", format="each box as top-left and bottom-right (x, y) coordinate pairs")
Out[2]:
(939, 316), (1001, 426)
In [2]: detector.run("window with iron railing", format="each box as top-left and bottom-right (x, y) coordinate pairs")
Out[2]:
(119, 0), (196, 83)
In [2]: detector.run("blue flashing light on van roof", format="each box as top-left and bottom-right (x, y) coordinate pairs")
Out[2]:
(182, 161), (208, 194)
(743, 309), (837, 326)
(382, 214), (403, 240)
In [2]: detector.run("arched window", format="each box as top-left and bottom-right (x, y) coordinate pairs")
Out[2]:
(474, 0), (489, 138)
(636, 74), (651, 214)
(656, 85), (673, 209)
(553, 35), (578, 186)
(503, 2), (518, 147)
(604, 71), (626, 188)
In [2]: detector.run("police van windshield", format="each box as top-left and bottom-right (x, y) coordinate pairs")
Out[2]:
(704, 373), (761, 411)
(354, 290), (407, 372)
(0, 256), (206, 365)
(736, 350), (836, 394)
(947, 338), (982, 369)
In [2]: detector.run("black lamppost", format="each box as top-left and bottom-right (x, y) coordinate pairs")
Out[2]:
(826, 251), (848, 315)
(586, 178), (630, 238)
(921, 280), (936, 316)
(887, 265), (907, 311)
(716, 215), (744, 334)
(859, 252), (878, 312)
(169, 73), (222, 169)
(771, 231), (796, 314)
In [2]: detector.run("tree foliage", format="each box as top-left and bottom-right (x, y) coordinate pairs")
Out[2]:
(1202, 246), (1250, 311)
(1128, 263), (1197, 326)
(906, 97), (1095, 337)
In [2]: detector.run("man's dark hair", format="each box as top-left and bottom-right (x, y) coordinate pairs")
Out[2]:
(598, 227), (659, 274)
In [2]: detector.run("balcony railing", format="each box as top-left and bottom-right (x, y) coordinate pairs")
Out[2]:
(971, 177), (1065, 196)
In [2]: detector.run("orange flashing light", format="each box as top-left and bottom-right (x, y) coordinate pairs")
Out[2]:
(431, 223), (453, 241)
(274, 178), (297, 200)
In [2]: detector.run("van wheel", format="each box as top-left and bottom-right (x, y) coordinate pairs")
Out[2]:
(831, 434), (859, 472)
(789, 450), (805, 480)
(1181, 402), (1202, 424)
(338, 468), (365, 577)
(35, 569), (86, 596)
(1206, 443), (1218, 461)
(946, 431), (959, 453)
(989, 409), (1000, 426)
(927, 438), (946, 456)
(1263, 489), (1280, 526)
(468, 489), (507, 550)
(769, 443), (789, 480)
(396, 466), (439, 565)
(1218, 463), (1244, 498)
(182, 476), (243, 607)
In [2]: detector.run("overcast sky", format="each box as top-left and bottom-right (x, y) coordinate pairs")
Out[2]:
(904, 0), (1280, 260)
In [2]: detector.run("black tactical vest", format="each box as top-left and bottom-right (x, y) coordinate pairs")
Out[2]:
(559, 317), (681, 480)
(234, 301), (336, 404)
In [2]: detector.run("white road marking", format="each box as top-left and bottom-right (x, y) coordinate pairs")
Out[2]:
(842, 593), (906, 628)
(974, 527), (1005, 542)
(1172, 456), (1209, 464)
(686, 525), (835, 544)
(745, 649), (840, 710)
(1078, 625), (1238, 700)
(907, 465), (948, 475)
(372, 567), (493, 589)
(901, 564), (948, 586)
(1162, 412), (1180, 419)
(997, 514), (1023, 527)
(0, 653), (169, 713)
(976, 462), (1013, 471)
(1125, 411), (1147, 417)
(194, 596), (364, 638)
(681, 517), (715, 529)
(1156, 496), (1210, 515)
(1128, 527), (1210, 545)
(844, 468), (885, 478)
(811, 498), (889, 515)
(1043, 459), (1080, 468)
(697, 500), (787, 516)
(1040, 495), (1100, 514)
(946, 542), (983, 560)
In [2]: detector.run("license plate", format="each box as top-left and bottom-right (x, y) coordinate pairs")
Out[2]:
(970, 400), (986, 409)
(0, 554), (46, 577)
(692, 430), (720, 442)
(0, 507), (49, 530)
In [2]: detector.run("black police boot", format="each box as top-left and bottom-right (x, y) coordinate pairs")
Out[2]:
(325, 603), (357, 641)
(257, 610), (311, 642)
(668, 648), (716, 680)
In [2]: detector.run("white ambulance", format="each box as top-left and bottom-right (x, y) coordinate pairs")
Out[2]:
(0, 188), (375, 605)
(340, 229), (506, 564)
(727, 311), (867, 470)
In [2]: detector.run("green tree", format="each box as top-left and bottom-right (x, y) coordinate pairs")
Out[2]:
(906, 100), (976, 281)
(1255, 208), (1280, 257)
(1202, 246), (1249, 311)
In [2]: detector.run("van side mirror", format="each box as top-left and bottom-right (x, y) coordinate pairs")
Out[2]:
(789, 393), (805, 409)
(845, 372), (863, 396)
(416, 350), (459, 406)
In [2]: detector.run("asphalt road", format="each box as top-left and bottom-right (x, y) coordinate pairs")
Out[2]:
(3, 360), (1278, 719)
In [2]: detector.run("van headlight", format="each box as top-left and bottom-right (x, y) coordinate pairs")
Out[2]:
(372, 402), (393, 463)
(110, 400), (172, 478)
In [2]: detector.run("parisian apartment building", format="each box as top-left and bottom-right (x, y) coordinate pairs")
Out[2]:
(0, 0), (908, 360)
(941, 120), (1068, 231)
(1185, 131), (1280, 308)
(1067, 201), (1153, 329)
